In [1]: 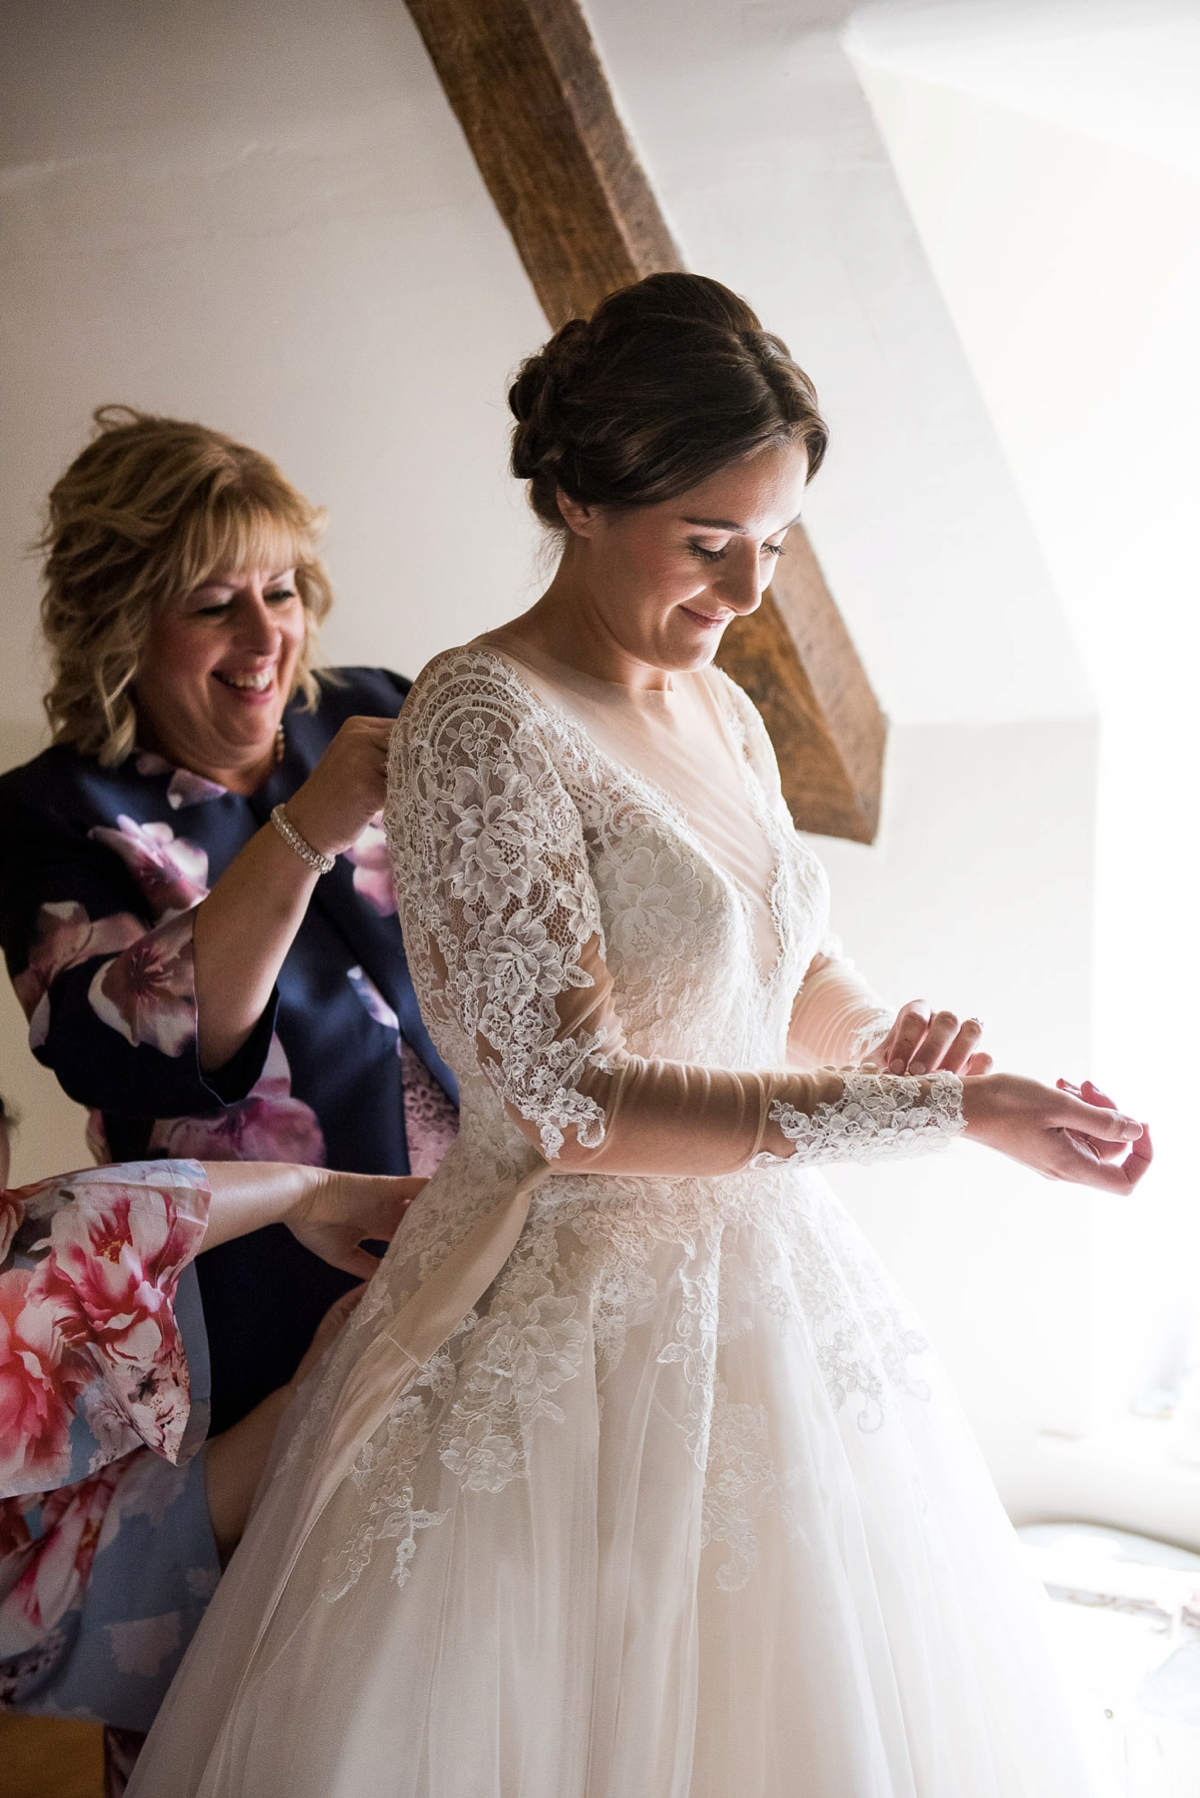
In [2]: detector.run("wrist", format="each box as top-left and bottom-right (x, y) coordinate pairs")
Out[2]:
(271, 798), (338, 872)
(285, 785), (348, 862)
(958, 1073), (992, 1137)
(957, 1071), (985, 1129)
(284, 1164), (330, 1229)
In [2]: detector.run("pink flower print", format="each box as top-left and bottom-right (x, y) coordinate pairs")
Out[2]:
(0, 1268), (83, 1490)
(88, 910), (197, 1057)
(0, 1487), (33, 1564)
(148, 1035), (326, 1167)
(166, 769), (227, 810)
(32, 1184), (200, 1459)
(1, 1461), (124, 1642)
(346, 965), (399, 1031)
(345, 813), (397, 917)
(135, 750), (227, 809)
(13, 901), (145, 1049)
(89, 815), (209, 918)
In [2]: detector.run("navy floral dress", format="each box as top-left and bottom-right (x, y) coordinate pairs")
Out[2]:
(0, 669), (458, 1433)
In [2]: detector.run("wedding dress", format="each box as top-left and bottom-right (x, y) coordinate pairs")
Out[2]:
(129, 641), (1092, 1797)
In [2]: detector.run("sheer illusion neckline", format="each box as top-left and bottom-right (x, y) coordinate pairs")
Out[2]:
(477, 632), (677, 700)
(472, 637), (790, 989)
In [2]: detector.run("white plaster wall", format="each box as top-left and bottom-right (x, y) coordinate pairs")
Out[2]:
(845, 1), (1200, 1522)
(0, 0), (1132, 1533)
(818, 715), (1098, 1515)
(0, 0), (547, 734)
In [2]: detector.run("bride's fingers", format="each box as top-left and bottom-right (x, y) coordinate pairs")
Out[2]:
(1062, 1128), (1128, 1164)
(924, 1017), (984, 1075)
(1048, 1128), (1151, 1192)
(1078, 1130), (1152, 1191)
(1058, 1077), (1123, 1117)
(1118, 1121), (1153, 1187)
(1052, 1090), (1142, 1143)
(964, 1050), (993, 1077)
(883, 1001), (931, 1073)
(908, 1010), (963, 1074)
(1056, 1083), (1137, 1164)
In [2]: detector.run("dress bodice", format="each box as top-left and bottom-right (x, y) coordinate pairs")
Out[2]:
(387, 645), (962, 1177)
(475, 640), (825, 1073)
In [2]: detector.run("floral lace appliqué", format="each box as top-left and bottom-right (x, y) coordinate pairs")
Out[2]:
(759, 1071), (965, 1168)
(702, 1381), (801, 1593)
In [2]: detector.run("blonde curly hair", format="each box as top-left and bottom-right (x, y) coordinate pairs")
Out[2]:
(39, 406), (334, 765)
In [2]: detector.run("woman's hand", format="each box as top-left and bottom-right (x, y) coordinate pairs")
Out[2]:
(285, 1170), (427, 1279)
(961, 1073), (1151, 1193)
(202, 1163), (426, 1273)
(874, 1001), (993, 1077)
(1055, 1078), (1134, 1163)
(285, 716), (394, 860)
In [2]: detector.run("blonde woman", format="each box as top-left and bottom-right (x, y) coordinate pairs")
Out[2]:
(0, 410), (458, 1439)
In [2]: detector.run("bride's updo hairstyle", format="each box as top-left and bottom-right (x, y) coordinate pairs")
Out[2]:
(509, 272), (827, 528)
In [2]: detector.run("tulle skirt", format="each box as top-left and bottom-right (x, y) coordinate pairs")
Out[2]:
(128, 1155), (1093, 1797)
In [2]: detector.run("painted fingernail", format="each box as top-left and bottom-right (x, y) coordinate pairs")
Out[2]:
(890, 1058), (906, 1073)
(910, 1062), (926, 1076)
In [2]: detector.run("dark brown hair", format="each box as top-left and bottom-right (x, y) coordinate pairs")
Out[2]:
(39, 406), (333, 765)
(509, 273), (828, 528)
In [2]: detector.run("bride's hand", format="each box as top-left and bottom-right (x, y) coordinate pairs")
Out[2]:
(961, 1073), (1151, 1192)
(874, 1001), (993, 1077)
(1055, 1078), (1134, 1163)
(287, 1171), (428, 1278)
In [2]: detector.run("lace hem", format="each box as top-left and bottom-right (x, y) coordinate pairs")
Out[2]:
(753, 1071), (965, 1168)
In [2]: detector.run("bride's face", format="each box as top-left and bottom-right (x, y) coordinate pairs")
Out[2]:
(557, 439), (809, 676)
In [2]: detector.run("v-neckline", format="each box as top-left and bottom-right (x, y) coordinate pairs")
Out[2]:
(475, 642), (790, 992)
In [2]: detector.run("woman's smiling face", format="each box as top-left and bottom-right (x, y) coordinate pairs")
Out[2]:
(133, 566), (305, 792)
(554, 440), (810, 684)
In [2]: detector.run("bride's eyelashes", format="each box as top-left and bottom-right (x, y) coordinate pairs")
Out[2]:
(685, 539), (788, 564)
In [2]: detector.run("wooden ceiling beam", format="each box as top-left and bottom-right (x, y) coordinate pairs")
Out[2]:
(404, 0), (682, 326)
(404, 0), (887, 843)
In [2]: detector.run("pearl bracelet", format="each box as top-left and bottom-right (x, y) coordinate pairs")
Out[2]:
(270, 803), (336, 875)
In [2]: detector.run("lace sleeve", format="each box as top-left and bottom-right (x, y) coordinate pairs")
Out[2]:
(387, 649), (963, 1176)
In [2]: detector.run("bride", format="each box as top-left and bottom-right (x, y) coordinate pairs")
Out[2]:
(130, 274), (1149, 1797)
